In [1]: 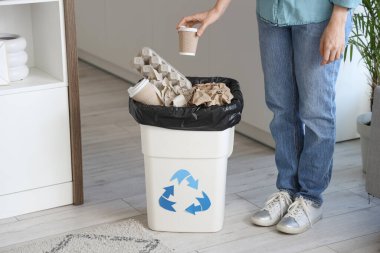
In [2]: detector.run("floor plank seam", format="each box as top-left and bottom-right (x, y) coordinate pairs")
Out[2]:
(194, 229), (277, 252)
(234, 193), (264, 209)
(12, 197), (136, 222)
(121, 198), (143, 214)
(233, 193), (262, 209)
(325, 230), (380, 249)
(325, 245), (340, 253)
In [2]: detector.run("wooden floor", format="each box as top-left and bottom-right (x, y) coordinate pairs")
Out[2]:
(1, 61), (379, 253)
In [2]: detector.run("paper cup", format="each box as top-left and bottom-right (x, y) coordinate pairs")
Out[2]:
(128, 78), (163, 105)
(178, 26), (199, 56)
(173, 94), (187, 107)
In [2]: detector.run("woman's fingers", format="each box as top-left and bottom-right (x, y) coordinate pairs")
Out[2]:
(329, 48), (338, 63)
(176, 17), (188, 28)
(320, 33), (330, 65)
(177, 16), (200, 29)
(323, 44), (345, 65)
(320, 35), (346, 64)
(321, 49), (343, 65)
(319, 37), (324, 58)
(176, 15), (209, 37)
(187, 20), (198, 28)
(177, 10), (221, 37)
(321, 44), (330, 65)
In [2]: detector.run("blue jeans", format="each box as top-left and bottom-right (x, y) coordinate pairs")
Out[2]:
(257, 15), (352, 206)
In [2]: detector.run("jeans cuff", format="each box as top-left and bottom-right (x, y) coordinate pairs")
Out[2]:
(278, 188), (296, 199)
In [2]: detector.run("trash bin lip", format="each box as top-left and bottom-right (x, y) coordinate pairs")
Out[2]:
(140, 124), (234, 158)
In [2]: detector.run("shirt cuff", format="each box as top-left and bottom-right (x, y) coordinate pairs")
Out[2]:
(330, 0), (361, 9)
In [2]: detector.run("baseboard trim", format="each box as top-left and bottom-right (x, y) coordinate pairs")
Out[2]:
(236, 121), (275, 149)
(0, 182), (73, 219)
(78, 49), (140, 84)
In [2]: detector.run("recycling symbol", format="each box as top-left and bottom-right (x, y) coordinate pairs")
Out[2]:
(158, 169), (211, 215)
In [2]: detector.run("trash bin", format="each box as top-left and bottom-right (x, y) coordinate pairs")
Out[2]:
(129, 77), (243, 232)
(141, 125), (234, 232)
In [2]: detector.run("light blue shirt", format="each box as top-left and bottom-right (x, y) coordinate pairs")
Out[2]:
(256, 0), (361, 26)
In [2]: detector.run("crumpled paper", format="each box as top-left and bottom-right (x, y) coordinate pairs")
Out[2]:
(133, 50), (233, 107)
(189, 83), (234, 106)
(152, 78), (193, 107)
(151, 81), (234, 107)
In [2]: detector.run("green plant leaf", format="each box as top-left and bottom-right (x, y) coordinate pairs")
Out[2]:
(344, 45), (348, 61)
(350, 43), (353, 62)
(347, 1), (380, 110)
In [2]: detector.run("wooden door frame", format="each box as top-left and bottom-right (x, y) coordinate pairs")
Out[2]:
(63, 0), (84, 205)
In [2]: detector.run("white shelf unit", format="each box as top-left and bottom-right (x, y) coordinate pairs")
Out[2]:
(0, 0), (68, 95)
(0, 68), (66, 95)
(0, 0), (74, 219)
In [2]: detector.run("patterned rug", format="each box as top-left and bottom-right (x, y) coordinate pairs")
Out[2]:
(0, 219), (172, 253)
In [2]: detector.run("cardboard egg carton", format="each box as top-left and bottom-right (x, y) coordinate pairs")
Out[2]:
(133, 47), (192, 90)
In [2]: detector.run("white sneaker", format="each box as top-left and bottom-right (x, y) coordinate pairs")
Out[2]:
(276, 196), (323, 234)
(251, 191), (293, 226)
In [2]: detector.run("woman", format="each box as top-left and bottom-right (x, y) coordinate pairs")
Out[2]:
(177, 0), (360, 234)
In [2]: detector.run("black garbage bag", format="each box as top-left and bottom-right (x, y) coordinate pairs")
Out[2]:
(129, 77), (244, 131)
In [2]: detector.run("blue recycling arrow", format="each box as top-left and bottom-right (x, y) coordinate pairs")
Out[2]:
(186, 176), (199, 190)
(185, 203), (202, 215)
(170, 169), (190, 184)
(197, 191), (211, 211)
(185, 191), (211, 215)
(159, 196), (176, 212)
(160, 169), (211, 214)
(162, 185), (174, 198)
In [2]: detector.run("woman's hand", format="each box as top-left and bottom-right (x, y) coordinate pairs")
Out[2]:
(320, 5), (348, 65)
(177, 9), (222, 37)
(177, 0), (231, 37)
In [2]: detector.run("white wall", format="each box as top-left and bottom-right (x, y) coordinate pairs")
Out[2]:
(336, 51), (370, 141)
(75, 0), (369, 146)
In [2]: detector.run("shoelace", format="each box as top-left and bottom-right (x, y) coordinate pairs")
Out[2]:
(263, 191), (292, 218)
(286, 197), (313, 227)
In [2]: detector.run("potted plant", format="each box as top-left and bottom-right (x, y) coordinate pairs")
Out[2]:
(345, 0), (380, 173)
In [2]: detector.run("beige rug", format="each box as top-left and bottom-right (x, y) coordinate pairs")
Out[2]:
(0, 219), (172, 253)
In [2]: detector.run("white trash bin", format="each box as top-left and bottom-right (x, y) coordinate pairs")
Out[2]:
(141, 124), (235, 232)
